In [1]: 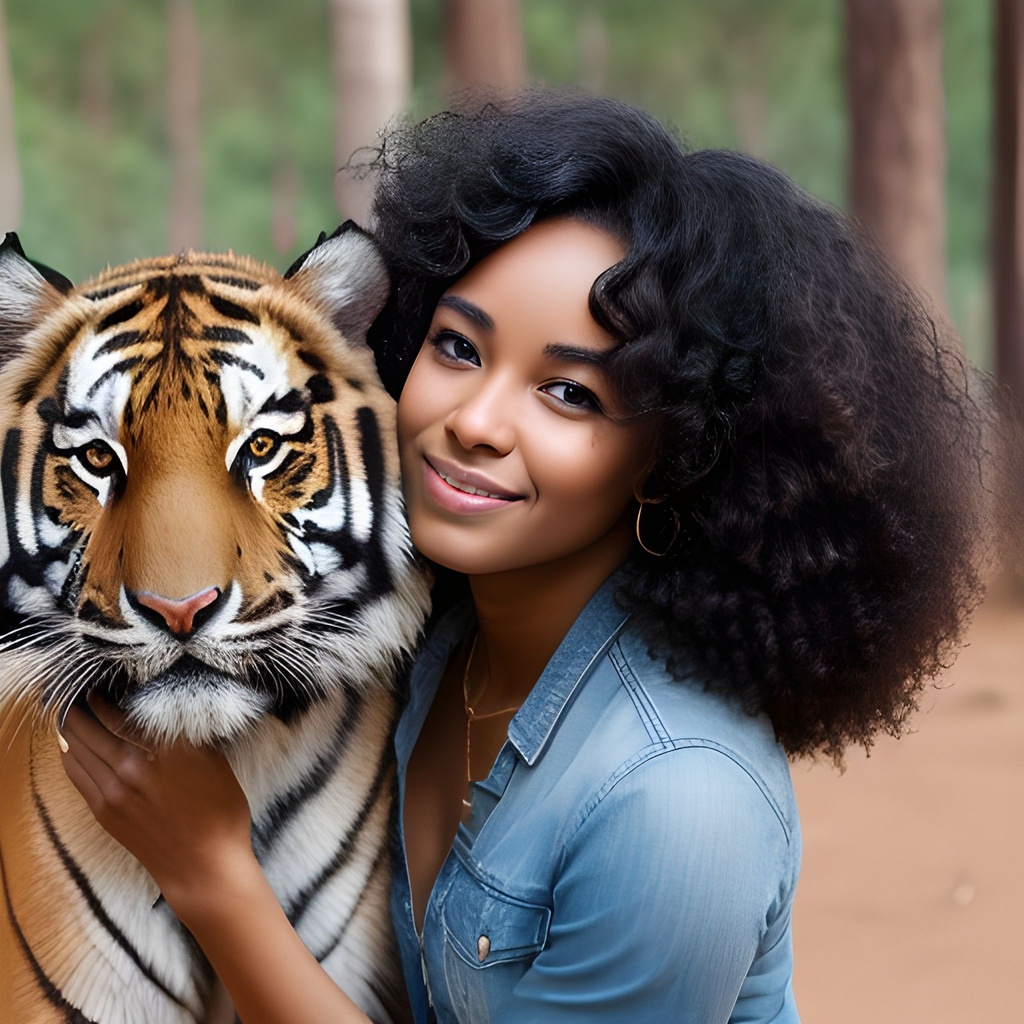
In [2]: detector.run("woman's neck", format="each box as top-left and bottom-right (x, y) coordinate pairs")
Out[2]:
(465, 527), (634, 710)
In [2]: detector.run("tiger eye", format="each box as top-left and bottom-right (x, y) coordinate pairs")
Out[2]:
(249, 434), (275, 459)
(85, 446), (113, 470)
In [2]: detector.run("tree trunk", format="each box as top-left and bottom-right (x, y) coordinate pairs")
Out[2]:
(846, 0), (946, 306)
(444, 0), (526, 93)
(80, 10), (115, 142)
(330, 0), (411, 225)
(271, 155), (300, 256)
(167, 0), (203, 252)
(994, 0), (1024, 409)
(0, 0), (21, 233)
(578, 11), (609, 95)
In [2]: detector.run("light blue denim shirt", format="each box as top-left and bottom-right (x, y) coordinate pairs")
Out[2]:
(392, 572), (801, 1023)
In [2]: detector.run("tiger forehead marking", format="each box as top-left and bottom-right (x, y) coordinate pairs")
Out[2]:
(0, 229), (429, 746)
(48, 260), (370, 616)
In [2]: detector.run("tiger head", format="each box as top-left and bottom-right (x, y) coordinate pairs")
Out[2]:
(0, 226), (429, 744)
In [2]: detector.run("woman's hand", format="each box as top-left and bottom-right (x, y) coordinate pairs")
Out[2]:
(60, 699), (254, 917)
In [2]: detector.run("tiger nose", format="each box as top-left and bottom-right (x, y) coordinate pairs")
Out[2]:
(136, 587), (221, 635)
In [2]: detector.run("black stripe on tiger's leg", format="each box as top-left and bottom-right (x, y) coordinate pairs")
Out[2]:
(285, 748), (396, 925)
(337, 845), (410, 1024)
(250, 688), (367, 854)
(0, 842), (96, 1024)
(312, 835), (391, 963)
(30, 788), (199, 1018)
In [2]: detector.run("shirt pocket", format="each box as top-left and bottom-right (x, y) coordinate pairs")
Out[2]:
(439, 861), (551, 971)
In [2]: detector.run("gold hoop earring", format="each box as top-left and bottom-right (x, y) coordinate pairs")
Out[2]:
(635, 499), (681, 557)
(634, 438), (721, 557)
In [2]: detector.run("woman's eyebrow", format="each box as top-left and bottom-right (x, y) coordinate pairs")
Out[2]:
(436, 295), (494, 331)
(543, 342), (612, 368)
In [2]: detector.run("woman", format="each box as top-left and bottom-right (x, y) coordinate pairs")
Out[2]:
(62, 92), (989, 1023)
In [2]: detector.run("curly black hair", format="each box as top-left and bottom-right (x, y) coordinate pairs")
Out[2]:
(367, 90), (992, 761)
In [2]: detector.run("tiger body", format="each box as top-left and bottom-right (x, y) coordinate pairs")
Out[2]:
(0, 228), (430, 1024)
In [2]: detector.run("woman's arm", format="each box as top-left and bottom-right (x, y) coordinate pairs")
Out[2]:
(60, 703), (372, 1024)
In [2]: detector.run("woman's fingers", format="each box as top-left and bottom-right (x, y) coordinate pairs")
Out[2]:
(85, 692), (157, 754)
(60, 741), (105, 809)
(84, 691), (129, 734)
(60, 704), (155, 819)
(61, 702), (130, 769)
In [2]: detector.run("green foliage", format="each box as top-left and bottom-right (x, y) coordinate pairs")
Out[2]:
(2, 0), (992, 360)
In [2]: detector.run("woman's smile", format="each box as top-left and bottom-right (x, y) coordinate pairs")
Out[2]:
(422, 455), (525, 513)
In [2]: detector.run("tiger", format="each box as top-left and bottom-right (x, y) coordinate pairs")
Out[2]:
(0, 225), (431, 1024)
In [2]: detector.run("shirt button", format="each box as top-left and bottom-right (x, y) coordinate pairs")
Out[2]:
(477, 935), (490, 961)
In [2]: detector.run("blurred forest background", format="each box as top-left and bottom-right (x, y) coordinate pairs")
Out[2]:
(0, 0), (998, 368)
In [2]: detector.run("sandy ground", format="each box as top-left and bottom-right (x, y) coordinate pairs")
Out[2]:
(790, 592), (1024, 1022)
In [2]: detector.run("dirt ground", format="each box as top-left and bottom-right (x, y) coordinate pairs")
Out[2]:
(790, 591), (1024, 1022)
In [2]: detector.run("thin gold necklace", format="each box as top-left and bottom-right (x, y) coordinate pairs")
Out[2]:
(462, 632), (520, 801)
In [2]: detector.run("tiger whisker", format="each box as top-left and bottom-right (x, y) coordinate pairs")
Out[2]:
(258, 650), (310, 702)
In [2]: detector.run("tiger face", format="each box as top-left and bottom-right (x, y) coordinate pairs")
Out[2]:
(0, 227), (429, 745)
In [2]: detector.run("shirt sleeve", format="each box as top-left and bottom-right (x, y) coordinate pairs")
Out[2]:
(503, 744), (796, 1024)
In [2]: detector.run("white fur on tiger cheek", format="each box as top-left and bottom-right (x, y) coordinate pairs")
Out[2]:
(64, 335), (134, 443)
(7, 573), (53, 615)
(348, 478), (372, 543)
(218, 337), (294, 432)
(14, 468), (38, 556)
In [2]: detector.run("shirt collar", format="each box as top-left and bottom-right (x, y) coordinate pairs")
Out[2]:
(507, 569), (631, 767)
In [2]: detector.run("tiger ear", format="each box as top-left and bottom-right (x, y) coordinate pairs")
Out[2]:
(0, 233), (73, 358)
(283, 222), (390, 345)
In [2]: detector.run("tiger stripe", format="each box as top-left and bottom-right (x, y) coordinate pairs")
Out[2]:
(31, 791), (193, 1013)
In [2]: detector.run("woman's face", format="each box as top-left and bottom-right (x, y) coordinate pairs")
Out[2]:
(396, 218), (655, 579)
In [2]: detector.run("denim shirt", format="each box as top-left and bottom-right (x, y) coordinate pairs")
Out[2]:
(392, 573), (801, 1023)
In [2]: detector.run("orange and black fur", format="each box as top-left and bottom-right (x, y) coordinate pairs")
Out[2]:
(0, 227), (430, 1023)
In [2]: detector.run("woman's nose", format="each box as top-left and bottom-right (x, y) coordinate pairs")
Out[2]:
(444, 377), (517, 454)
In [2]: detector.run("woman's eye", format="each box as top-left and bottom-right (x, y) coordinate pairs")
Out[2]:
(248, 433), (279, 460)
(542, 381), (601, 411)
(78, 441), (120, 476)
(430, 330), (480, 366)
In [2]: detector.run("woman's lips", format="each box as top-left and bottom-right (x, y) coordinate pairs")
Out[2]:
(422, 456), (524, 515)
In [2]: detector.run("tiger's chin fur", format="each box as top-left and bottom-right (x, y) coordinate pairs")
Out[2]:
(0, 227), (430, 1024)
